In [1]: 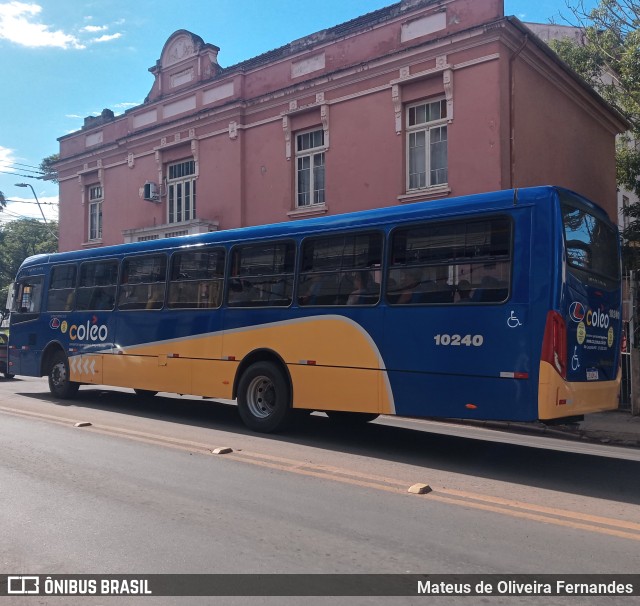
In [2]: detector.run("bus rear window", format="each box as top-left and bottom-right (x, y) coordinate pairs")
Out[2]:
(562, 203), (620, 283)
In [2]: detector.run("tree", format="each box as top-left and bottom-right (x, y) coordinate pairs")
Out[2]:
(39, 153), (59, 184)
(0, 219), (58, 310)
(0, 190), (6, 212)
(550, 1), (640, 241)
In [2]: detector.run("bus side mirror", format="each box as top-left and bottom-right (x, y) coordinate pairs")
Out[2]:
(4, 283), (15, 315)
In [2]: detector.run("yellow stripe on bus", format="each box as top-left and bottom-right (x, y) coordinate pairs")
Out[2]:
(69, 316), (396, 415)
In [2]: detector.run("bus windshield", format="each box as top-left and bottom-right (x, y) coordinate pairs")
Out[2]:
(561, 199), (620, 286)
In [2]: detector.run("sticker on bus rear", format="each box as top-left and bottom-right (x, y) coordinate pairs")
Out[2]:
(586, 368), (599, 381)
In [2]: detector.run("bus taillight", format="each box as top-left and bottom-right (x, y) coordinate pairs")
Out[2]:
(541, 311), (567, 379)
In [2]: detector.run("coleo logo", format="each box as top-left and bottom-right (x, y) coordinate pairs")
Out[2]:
(569, 302), (612, 329)
(69, 317), (108, 342)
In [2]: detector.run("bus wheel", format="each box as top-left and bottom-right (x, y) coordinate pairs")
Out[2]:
(326, 411), (379, 425)
(237, 361), (291, 433)
(48, 351), (80, 399)
(134, 389), (158, 398)
(3, 372), (15, 380)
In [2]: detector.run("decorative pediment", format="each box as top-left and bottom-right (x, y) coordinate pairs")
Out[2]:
(163, 32), (202, 68)
(146, 30), (221, 103)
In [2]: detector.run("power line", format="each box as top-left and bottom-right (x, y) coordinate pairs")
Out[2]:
(0, 168), (45, 179)
(2, 164), (45, 176)
(5, 198), (59, 206)
(9, 161), (47, 171)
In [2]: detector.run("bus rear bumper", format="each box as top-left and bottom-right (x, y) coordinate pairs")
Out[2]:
(538, 361), (621, 421)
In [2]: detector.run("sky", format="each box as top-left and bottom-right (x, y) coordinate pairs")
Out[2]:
(0, 0), (599, 226)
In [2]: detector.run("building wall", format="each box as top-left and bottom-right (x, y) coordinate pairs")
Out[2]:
(55, 0), (625, 251)
(510, 26), (620, 215)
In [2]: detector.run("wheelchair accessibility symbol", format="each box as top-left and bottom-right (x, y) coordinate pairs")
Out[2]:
(572, 346), (580, 371)
(507, 311), (522, 328)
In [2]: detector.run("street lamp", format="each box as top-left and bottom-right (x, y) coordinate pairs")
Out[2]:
(15, 182), (58, 240)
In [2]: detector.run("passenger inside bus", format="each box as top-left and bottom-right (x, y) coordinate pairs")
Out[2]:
(455, 279), (472, 302)
(347, 271), (378, 305)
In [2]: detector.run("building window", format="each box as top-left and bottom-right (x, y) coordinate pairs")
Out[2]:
(406, 99), (448, 190)
(168, 160), (196, 224)
(296, 129), (325, 207)
(88, 184), (103, 241)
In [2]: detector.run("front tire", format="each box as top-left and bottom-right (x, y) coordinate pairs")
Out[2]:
(237, 361), (292, 433)
(48, 351), (80, 399)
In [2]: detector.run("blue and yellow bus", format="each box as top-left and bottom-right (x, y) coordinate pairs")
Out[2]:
(7, 186), (622, 432)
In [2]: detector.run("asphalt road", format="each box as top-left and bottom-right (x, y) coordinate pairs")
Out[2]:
(1, 377), (639, 606)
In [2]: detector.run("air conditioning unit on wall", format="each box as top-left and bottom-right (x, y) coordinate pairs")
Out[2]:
(143, 182), (159, 202)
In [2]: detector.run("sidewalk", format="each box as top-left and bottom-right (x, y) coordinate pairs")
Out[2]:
(458, 410), (640, 448)
(569, 410), (640, 447)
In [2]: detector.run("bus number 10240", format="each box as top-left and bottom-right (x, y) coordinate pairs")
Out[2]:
(434, 334), (484, 347)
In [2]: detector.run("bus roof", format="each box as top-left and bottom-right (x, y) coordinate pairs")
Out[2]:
(18, 185), (610, 270)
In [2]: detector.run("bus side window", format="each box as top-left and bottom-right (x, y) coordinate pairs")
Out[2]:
(299, 232), (382, 306)
(118, 254), (167, 310)
(227, 242), (295, 307)
(168, 248), (225, 309)
(46, 264), (77, 312)
(387, 218), (511, 305)
(77, 260), (118, 311)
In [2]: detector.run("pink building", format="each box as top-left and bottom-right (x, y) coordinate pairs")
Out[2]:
(55, 0), (627, 251)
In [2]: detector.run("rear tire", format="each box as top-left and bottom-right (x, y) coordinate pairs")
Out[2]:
(48, 351), (80, 399)
(3, 372), (15, 380)
(237, 361), (292, 433)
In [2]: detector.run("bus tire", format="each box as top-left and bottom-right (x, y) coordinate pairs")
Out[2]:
(48, 351), (80, 399)
(326, 411), (379, 425)
(237, 361), (291, 433)
(3, 372), (15, 380)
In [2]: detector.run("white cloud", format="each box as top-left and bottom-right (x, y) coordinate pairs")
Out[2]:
(112, 101), (139, 110)
(82, 24), (107, 33)
(7, 195), (58, 222)
(91, 32), (122, 43)
(0, 1), (84, 49)
(0, 145), (15, 171)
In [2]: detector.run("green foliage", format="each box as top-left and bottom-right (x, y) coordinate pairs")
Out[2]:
(0, 219), (58, 309)
(550, 1), (640, 263)
(39, 153), (59, 184)
(0, 190), (6, 212)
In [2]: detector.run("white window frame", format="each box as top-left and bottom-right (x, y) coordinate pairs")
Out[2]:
(167, 159), (197, 224)
(295, 128), (326, 208)
(406, 98), (448, 191)
(88, 184), (103, 241)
